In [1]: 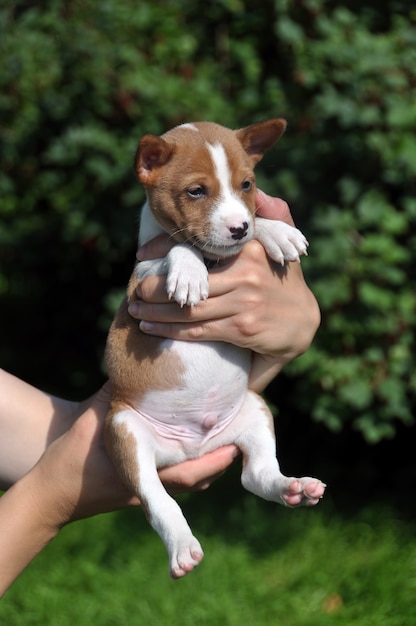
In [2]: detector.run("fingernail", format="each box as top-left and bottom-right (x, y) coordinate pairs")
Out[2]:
(136, 246), (146, 261)
(128, 302), (141, 317)
(139, 320), (155, 332)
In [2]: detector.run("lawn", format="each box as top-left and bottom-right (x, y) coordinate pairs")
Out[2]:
(1, 484), (415, 626)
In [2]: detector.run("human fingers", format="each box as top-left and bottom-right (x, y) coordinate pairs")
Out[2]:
(131, 239), (266, 310)
(75, 381), (112, 422)
(159, 445), (240, 494)
(131, 194), (295, 312)
(133, 242), (276, 347)
(255, 189), (295, 226)
(129, 242), (268, 335)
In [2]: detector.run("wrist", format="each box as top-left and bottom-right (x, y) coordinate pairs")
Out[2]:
(18, 468), (64, 536)
(248, 353), (286, 393)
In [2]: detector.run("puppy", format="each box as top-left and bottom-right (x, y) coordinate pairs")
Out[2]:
(104, 119), (326, 578)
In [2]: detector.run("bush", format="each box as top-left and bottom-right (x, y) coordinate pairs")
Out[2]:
(1, 0), (415, 441)
(267, 3), (416, 442)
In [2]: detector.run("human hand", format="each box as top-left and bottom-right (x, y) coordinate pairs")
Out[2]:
(129, 190), (320, 369)
(29, 383), (239, 528)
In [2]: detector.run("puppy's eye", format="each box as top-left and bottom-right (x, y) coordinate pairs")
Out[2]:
(187, 186), (206, 198)
(242, 180), (252, 192)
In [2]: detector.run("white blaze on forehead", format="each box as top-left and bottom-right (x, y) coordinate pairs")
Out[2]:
(207, 143), (233, 196)
(206, 142), (252, 242)
(177, 123), (199, 131)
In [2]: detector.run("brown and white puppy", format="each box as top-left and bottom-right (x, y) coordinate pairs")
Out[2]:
(105, 119), (326, 578)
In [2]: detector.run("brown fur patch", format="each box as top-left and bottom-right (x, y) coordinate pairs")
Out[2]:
(104, 410), (141, 493)
(105, 271), (185, 405)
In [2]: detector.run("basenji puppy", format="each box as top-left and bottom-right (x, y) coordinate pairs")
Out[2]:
(104, 119), (326, 578)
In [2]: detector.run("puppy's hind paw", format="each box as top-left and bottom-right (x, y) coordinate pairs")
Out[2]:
(281, 477), (326, 508)
(169, 537), (204, 579)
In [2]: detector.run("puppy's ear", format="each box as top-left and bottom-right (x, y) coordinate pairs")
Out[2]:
(236, 118), (287, 165)
(134, 135), (175, 185)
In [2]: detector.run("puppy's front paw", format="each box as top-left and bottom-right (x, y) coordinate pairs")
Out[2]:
(275, 225), (308, 264)
(165, 244), (208, 306)
(255, 218), (309, 265)
(166, 267), (209, 307)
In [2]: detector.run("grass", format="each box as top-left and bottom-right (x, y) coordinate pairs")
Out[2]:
(1, 485), (416, 626)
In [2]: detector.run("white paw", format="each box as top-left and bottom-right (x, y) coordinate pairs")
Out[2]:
(169, 535), (204, 579)
(255, 218), (309, 265)
(280, 476), (326, 508)
(165, 245), (208, 307)
(166, 266), (209, 307)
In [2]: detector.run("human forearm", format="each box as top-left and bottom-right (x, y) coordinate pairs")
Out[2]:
(248, 355), (285, 393)
(0, 369), (77, 489)
(0, 473), (59, 597)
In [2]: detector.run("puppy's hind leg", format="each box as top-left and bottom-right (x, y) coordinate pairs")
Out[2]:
(105, 407), (204, 578)
(235, 391), (326, 507)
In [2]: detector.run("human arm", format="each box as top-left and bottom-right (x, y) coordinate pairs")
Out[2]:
(0, 371), (238, 596)
(129, 190), (321, 392)
(0, 376), (128, 597)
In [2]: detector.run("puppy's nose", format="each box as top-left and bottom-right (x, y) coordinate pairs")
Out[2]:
(229, 221), (249, 241)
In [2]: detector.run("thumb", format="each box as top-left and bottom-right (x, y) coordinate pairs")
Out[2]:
(255, 189), (295, 226)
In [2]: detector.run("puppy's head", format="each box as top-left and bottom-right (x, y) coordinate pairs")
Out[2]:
(134, 119), (286, 259)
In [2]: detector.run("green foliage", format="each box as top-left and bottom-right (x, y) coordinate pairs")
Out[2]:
(0, 0), (415, 440)
(1, 501), (416, 625)
(273, 4), (416, 442)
